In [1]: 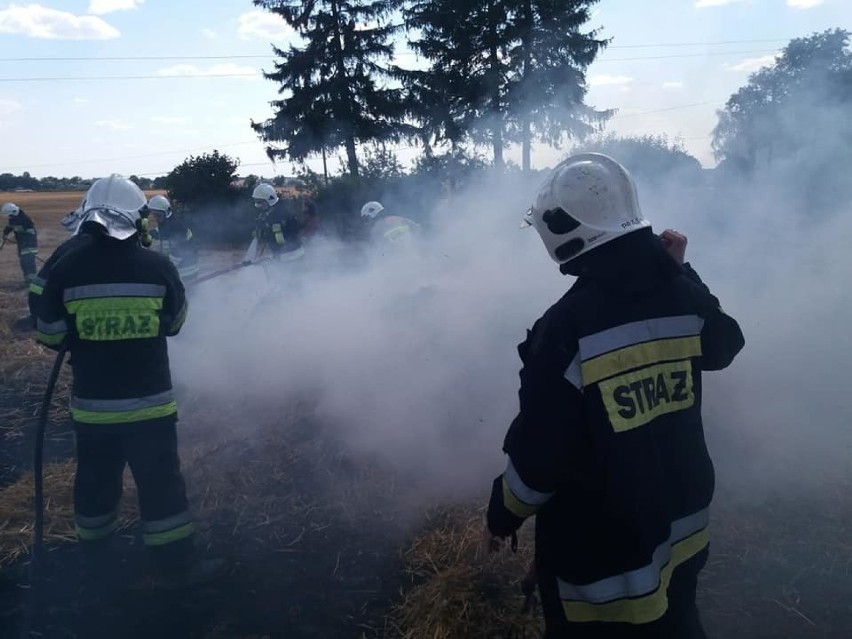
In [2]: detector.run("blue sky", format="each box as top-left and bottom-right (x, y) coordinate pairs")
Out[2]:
(0, 0), (848, 178)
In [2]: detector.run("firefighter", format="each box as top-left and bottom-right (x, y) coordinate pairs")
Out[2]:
(36, 174), (224, 587)
(29, 198), (90, 324)
(360, 200), (421, 247)
(249, 183), (304, 263)
(1, 202), (39, 285)
(147, 194), (200, 284)
(485, 154), (744, 638)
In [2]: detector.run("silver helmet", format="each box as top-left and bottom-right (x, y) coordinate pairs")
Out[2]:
(80, 175), (147, 240)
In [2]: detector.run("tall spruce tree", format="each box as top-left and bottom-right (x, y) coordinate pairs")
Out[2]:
(403, 0), (514, 168)
(401, 0), (607, 170)
(506, 0), (609, 171)
(251, 0), (408, 177)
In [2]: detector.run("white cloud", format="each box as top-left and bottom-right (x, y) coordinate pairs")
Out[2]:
(73, 97), (89, 104)
(588, 74), (634, 87)
(662, 81), (685, 90)
(95, 118), (133, 130)
(695, 0), (745, 7)
(156, 63), (259, 79)
(201, 27), (217, 39)
(0, 99), (23, 115)
(150, 116), (190, 125)
(237, 9), (295, 41)
(87, 0), (144, 16)
(0, 3), (119, 39)
(725, 54), (778, 72)
(786, 0), (822, 7)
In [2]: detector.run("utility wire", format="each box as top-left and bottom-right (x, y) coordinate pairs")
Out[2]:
(0, 47), (779, 82)
(0, 38), (795, 62)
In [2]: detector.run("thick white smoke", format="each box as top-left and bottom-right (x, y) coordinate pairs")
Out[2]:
(169, 161), (850, 507)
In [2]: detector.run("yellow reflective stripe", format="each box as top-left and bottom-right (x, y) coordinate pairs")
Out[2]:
(29, 282), (44, 295)
(582, 336), (701, 386)
(561, 528), (709, 624)
(38, 331), (66, 346)
(502, 476), (539, 518)
(384, 225), (411, 242)
(71, 400), (177, 424)
(169, 302), (188, 333)
(599, 360), (695, 433)
(143, 522), (195, 547)
(65, 296), (163, 313)
(75, 519), (118, 541)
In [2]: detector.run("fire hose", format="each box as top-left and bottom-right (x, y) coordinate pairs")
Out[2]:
(20, 341), (68, 639)
(1, 236), (46, 265)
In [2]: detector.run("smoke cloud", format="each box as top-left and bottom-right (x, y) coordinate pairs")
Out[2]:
(169, 130), (850, 511)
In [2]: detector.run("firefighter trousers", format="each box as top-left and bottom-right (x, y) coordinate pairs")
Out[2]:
(73, 421), (196, 572)
(539, 548), (709, 639)
(18, 248), (37, 282)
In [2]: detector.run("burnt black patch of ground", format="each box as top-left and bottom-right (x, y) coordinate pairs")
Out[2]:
(1, 408), (408, 639)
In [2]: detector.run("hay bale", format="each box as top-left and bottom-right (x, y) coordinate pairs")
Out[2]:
(387, 505), (544, 639)
(0, 461), (139, 566)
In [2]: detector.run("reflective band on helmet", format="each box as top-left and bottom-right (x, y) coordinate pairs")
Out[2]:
(64, 283), (166, 302)
(384, 226), (411, 242)
(501, 457), (554, 519)
(70, 390), (177, 424)
(559, 508), (709, 624)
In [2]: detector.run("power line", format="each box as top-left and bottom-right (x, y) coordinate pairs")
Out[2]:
(612, 101), (721, 119)
(607, 38), (789, 49)
(0, 72), (260, 82)
(597, 49), (777, 63)
(0, 37), (795, 63)
(4, 141), (263, 172)
(0, 48), (779, 82)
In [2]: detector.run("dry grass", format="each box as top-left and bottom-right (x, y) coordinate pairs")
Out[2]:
(0, 461), (140, 566)
(386, 506), (543, 639)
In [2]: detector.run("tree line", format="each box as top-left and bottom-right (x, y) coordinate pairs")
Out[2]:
(250, 0), (609, 177)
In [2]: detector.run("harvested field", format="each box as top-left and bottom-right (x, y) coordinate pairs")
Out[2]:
(1, 201), (851, 638)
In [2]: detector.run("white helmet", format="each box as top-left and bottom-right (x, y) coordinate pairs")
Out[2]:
(61, 196), (86, 232)
(148, 194), (172, 218)
(80, 174), (147, 240)
(361, 201), (384, 219)
(252, 183), (279, 209)
(1, 202), (20, 217)
(522, 153), (650, 267)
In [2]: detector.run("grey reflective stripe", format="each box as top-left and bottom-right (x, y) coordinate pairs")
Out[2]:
(579, 315), (705, 360)
(278, 247), (305, 262)
(37, 317), (68, 334)
(142, 510), (192, 534)
(557, 508), (710, 604)
(505, 458), (555, 506)
(64, 283), (166, 302)
(70, 390), (175, 412)
(564, 353), (583, 390)
(75, 510), (118, 528)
